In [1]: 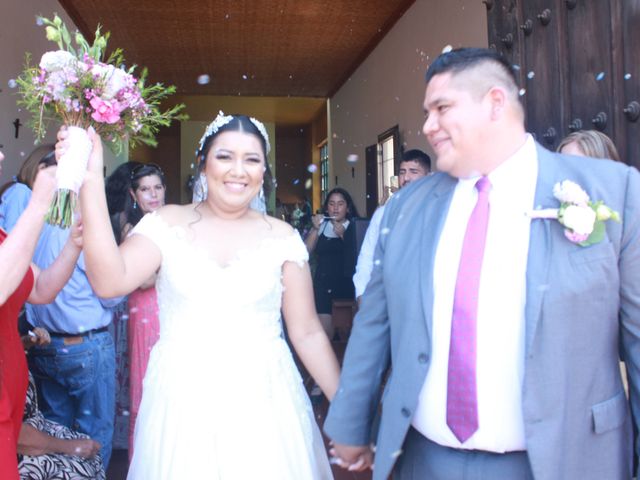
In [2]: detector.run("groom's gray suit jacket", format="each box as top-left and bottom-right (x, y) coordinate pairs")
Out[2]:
(325, 143), (640, 480)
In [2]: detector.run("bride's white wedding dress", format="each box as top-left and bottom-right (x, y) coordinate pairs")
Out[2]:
(126, 212), (333, 479)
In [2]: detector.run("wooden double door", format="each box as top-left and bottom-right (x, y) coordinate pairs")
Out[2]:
(486, 0), (639, 167)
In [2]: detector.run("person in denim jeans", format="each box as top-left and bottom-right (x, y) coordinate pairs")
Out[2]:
(26, 223), (121, 468)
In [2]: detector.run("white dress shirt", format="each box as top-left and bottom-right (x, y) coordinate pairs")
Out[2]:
(412, 135), (538, 452)
(353, 205), (385, 298)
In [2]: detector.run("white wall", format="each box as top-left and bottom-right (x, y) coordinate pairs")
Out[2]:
(1, 1), (124, 180)
(329, 0), (488, 215)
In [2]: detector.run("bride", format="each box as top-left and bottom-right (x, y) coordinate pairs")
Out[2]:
(59, 113), (340, 479)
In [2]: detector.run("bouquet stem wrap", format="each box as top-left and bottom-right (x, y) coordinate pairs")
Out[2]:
(46, 125), (91, 227)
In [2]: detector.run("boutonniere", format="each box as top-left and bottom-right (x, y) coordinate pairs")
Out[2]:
(526, 180), (620, 246)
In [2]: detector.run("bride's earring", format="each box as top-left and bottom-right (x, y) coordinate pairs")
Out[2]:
(199, 173), (208, 199)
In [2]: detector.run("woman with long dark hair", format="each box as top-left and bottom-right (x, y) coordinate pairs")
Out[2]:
(57, 113), (339, 479)
(122, 163), (166, 459)
(305, 187), (360, 339)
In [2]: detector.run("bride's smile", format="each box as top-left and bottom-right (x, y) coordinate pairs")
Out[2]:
(204, 130), (265, 209)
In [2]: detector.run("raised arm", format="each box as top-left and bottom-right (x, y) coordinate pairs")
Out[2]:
(65, 127), (160, 297)
(27, 224), (82, 304)
(304, 213), (324, 253)
(281, 259), (340, 400)
(0, 167), (56, 305)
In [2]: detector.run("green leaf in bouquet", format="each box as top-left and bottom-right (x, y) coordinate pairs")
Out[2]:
(579, 220), (606, 247)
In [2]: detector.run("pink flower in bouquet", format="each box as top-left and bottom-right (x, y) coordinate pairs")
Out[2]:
(564, 230), (589, 243)
(90, 97), (122, 124)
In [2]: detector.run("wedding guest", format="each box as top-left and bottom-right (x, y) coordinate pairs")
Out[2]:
(0, 150), (82, 480)
(105, 161), (142, 241)
(557, 129), (621, 162)
(26, 219), (122, 467)
(122, 163), (166, 459)
(103, 162), (142, 452)
(0, 145), (56, 232)
(305, 187), (360, 340)
(353, 149), (431, 301)
(58, 113), (340, 479)
(18, 330), (105, 480)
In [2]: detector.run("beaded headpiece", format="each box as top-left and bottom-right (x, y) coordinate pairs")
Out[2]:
(196, 110), (271, 158)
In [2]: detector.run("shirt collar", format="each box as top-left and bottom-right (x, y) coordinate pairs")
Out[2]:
(456, 134), (537, 195)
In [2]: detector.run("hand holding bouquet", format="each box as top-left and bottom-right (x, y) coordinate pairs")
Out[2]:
(17, 14), (186, 227)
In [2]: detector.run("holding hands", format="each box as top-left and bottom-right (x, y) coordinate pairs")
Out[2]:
(330, 442), (374, 472)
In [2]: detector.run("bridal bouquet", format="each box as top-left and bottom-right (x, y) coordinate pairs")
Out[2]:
(17, 14), (186, 227)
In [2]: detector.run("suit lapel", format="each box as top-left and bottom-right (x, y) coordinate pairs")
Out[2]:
(525, 145), (560, 354)
(419, 175), (456, 339)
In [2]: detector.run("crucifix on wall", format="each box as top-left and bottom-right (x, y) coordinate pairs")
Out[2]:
(13, 118), (23, 138)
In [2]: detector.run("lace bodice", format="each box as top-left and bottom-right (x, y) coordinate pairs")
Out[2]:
(131, 212), (309, 347)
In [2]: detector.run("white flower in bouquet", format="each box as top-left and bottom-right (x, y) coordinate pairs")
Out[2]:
(560, 205), (596, 235)
(552, 180), (590, 206)
(39, 50), (76, 71)
(91, 64), (133, 99)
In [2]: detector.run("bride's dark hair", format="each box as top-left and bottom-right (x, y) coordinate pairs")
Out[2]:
(196, 115), (274, 199)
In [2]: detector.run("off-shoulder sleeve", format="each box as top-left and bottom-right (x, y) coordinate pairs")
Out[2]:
(281, 231), (309, 267)
(129, 211), (169, 252)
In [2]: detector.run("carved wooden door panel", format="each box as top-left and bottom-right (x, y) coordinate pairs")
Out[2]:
(619, 0), (640, 167)
(486, 0), (639, 168)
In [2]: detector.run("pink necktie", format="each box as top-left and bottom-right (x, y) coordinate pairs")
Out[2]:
(446, 176), (491, 443)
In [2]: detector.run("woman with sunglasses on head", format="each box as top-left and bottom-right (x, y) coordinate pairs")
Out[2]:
(0, 149), (82, 480)
(57, 114), (339, 479)
(122, 163), (166, 460)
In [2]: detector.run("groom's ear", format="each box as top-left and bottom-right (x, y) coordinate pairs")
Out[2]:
(487, 86), (507, 120)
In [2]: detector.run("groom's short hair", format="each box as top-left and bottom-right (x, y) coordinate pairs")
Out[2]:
(425, 47), (524, 120)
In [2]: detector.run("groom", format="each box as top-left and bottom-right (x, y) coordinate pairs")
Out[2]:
(325, 47), (640, 479)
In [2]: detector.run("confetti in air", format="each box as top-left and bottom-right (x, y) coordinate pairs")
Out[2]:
(7, 79), (17, 88)
(442, 45), (453, 53)
(527, 71), (535, 79)
(347, 154), (359, 163)
(624, 73), (632, 80)
(304, 179), (312, 189)
(197, 74), (210, 85)
(519, 88), (526, 96)
(595, 72), (605, 81)
(307, 164), (317, 173)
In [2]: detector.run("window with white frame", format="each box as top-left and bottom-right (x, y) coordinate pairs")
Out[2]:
(377, 126), (399, 203)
